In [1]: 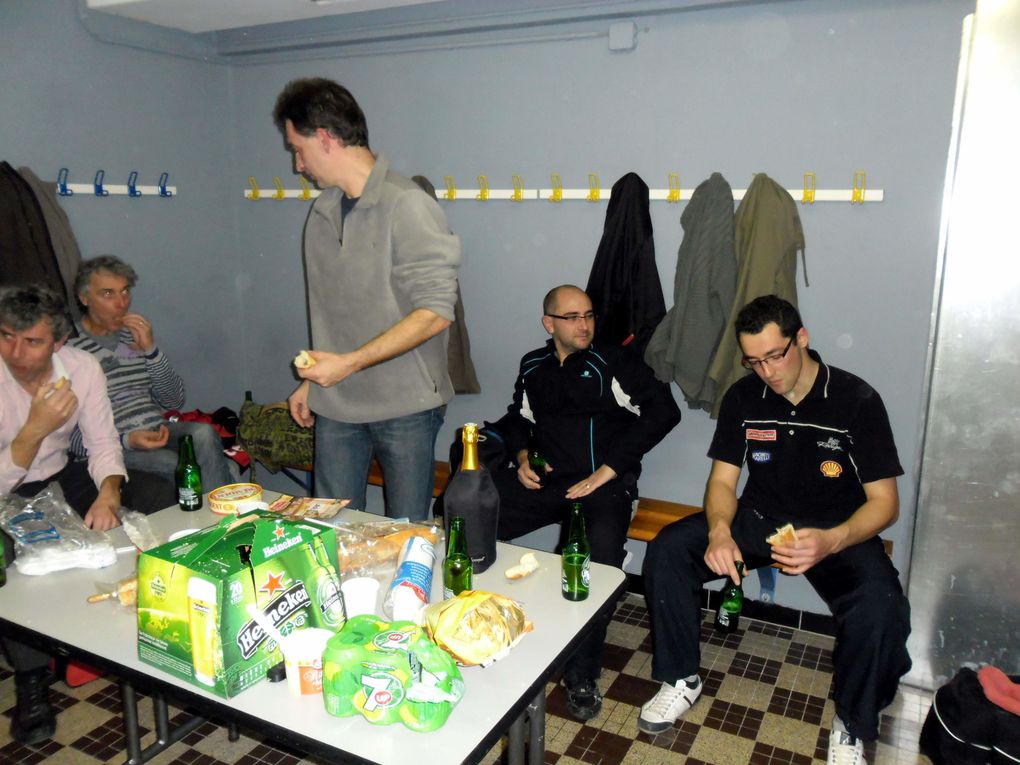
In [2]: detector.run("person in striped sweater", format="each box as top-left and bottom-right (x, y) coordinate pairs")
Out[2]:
(67, 256), (238, 492)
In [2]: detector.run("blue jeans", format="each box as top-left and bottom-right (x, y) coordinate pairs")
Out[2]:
(123, 420), (239, 493)
(313, 407), (444, 521)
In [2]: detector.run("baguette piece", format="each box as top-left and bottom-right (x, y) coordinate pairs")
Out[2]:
(293, 350), (316, 369)
(505, 552), (540, 580)
(766, 523), (798, 546)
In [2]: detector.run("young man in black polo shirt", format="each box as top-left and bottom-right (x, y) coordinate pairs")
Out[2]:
(638, 295), (910, 765)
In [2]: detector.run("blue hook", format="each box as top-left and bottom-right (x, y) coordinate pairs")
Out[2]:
(157, 172), (173, 198)
(93, 169), (109, 197)
(56, 167), (73, 197)
(127, 171), (142, 197)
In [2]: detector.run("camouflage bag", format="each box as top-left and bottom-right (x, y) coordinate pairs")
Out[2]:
(237, 398), (313, 475)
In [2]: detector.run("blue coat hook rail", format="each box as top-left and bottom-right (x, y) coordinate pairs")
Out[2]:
(56, 168), (176, 198)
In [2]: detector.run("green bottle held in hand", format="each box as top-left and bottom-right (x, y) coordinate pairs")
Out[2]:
(176, 434), (203, 511)
(443, 516), (473, 598)
(528, 450), (546, 486)
(561, 502), (590, 601)
(714, 560), (745, 633)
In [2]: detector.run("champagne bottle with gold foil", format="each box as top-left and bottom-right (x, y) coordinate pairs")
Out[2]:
(442, 423), (499, 573)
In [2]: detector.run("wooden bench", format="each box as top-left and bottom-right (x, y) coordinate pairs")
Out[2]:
(366, 459), (702, 540)
(389, 461), (893, 556)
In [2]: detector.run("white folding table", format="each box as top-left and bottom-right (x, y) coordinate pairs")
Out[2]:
(0, 504), (626, 765)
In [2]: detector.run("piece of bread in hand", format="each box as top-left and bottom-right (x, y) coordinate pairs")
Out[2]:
(505, 552), (540, 580)
(766, 523), (798, 546)
(293, 350), (316, 369)
(44, 377), (68, 399)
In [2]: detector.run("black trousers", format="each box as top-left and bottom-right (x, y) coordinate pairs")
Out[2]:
(494, 465), (634, 684)
(2, 461), (173, 673)
(643, 508), (912, 741)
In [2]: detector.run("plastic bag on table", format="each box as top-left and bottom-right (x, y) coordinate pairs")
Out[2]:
(423, 591), (532, 667)
(335, 520), (444, 579)
(0, 485), (116, 575)
(117, 508), (164, 551)
(322, 615), (464, 731)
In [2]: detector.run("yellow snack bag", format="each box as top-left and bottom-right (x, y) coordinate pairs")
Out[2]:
(423, 591), (532, 666)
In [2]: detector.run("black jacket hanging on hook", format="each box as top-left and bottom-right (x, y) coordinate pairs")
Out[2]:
(0, 162), (76, 331)
(585, 172), (665, 358)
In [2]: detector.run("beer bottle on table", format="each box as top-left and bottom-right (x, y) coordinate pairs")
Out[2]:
(176, 434), (203, 511)
(714, 560), (745, 633)
(561, 502), (590, 601)
(442, 423), (499, 573)
(528, 451), (546, 486)
(443, 516), (473, 598)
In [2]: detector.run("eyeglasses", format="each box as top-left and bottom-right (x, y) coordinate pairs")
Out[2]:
(546, 311), (596, 324)
(741, 337), (795, 370)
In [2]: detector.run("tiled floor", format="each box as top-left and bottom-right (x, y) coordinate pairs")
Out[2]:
(0, 594), (934, 764)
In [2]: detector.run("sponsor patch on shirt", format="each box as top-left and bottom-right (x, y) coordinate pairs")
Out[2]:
(751, 450), (771, 463)
(820, 460), (843, 478)
(747, 428), (777, 441)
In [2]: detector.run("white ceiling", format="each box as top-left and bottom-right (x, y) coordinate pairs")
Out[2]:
(85, 0), (450, 34)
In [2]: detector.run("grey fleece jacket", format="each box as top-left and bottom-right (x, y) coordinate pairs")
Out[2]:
(304, 154), (461, 423)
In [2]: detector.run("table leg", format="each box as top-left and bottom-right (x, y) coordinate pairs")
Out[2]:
(120, 680), (143, 764)
(153, 693), (170, 744)
(527, 687), (546, 764)
(507, 712), (526, 765)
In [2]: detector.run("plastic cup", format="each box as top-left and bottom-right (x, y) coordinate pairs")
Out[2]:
(340, 577), (380, 618)
(283, 628), (333, 695)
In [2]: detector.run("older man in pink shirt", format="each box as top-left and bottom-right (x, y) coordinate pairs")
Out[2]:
(0, 284), (172, 746)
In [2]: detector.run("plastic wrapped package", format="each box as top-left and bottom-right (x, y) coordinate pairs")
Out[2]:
(423, 591), (532, 666)
(322, 615), (464, 731)
(0, 485), (116, 575)
(335, 520), (443, 579)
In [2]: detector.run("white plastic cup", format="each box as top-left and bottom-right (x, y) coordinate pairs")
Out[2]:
(340, 577), (380, 618)
(283, 628), (333, 696)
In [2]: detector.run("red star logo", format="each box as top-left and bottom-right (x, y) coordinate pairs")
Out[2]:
(273, 525), (286, 539)
(261, 570), (286, 597)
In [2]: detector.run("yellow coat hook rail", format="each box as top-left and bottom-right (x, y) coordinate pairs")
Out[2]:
(243, 171), (883, 204)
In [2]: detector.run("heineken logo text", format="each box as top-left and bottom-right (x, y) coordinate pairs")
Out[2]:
(236, 583), (311, 658)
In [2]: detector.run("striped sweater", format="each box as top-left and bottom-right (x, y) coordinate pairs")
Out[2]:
(67, 328), (185, 456)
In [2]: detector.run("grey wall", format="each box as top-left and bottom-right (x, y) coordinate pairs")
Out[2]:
(0, 0), (241, 410)
(1, 0), (973, 613)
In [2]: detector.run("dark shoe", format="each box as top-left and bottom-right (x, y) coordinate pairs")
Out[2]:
(563, 678), (603, 721)
(10, 669), (56, 746)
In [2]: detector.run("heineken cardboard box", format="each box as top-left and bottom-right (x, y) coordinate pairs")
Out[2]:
(137, 510), (346, 698)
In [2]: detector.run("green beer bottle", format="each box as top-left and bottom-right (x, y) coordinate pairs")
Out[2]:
(176, 434), (203, 511)
(304, 539), (347, 630)
(528, 450), (546, 486)
(443, 516), (473, 598)
(0, 542), (6, 588)
(561, 502), (590, 601)
(714, 560), (745, 634)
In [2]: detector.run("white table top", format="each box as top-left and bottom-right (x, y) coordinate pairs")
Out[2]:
(0, 504), (626, 765)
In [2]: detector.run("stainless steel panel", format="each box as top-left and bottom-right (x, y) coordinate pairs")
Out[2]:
(906, 0), (1020, 690)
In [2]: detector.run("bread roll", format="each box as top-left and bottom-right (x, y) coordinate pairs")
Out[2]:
(505, 552), (540, 580)
(766, 523), (798, 546)
(293, 350), (316, 369)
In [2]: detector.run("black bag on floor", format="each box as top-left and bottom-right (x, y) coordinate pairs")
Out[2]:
(921, 667), (1020, 765)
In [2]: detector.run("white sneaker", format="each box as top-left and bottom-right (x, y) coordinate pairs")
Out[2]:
(637, 677), (702, 734)
(827, 730), (866, 765)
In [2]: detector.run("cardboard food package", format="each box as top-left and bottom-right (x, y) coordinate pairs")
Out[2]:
(137, 510), (345, 697)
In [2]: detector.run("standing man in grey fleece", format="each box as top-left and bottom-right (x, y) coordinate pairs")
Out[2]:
(273, 78), (460, 521)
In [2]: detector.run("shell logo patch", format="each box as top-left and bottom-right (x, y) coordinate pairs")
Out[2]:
(820, 460), (843, 478)
(747, 428), (777, 441)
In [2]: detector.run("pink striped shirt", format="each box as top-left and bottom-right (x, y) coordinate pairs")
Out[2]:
(1, 346), (126, 494)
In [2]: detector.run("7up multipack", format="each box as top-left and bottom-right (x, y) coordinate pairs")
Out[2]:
(137, 510), (346, 698)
